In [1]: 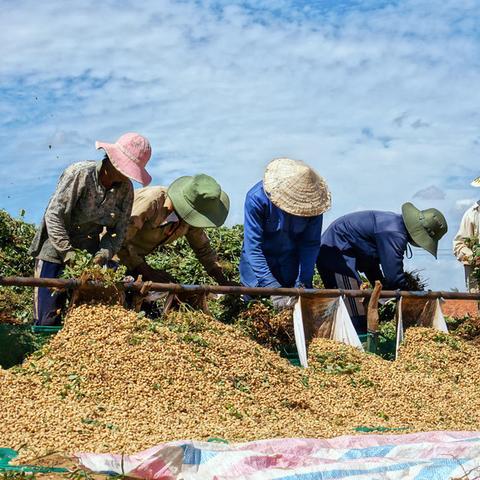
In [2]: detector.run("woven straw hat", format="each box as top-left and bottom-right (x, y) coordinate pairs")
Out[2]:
(263, 158), (331, 216)
(471, 176), (480, 187)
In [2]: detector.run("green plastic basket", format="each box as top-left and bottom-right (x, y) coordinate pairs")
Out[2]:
(277, 344), (301, 367)
(358, 333), (376, 353)
(0, 324), (62, 369)
(359, 332), (396, 360)
(31, 325), (63, 334)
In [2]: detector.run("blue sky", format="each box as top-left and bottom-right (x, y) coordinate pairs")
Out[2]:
(1, 0), (480, 290)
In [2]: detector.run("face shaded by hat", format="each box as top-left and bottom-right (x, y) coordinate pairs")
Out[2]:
(263, 158), (331, 217)
(95, 132), (152, 186)
(167, 174), (230, 228)
(402, 202), (448, 258)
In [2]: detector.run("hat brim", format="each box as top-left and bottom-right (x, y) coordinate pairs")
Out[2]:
(401, 203), (438, 258)
(471, 176), (480, 187)
(96, 141), (152, 186)
(167, 176), (230, 228)
(263, 160), (331, 217)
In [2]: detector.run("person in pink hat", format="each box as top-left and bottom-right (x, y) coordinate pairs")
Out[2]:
(29, 132), (152, 326)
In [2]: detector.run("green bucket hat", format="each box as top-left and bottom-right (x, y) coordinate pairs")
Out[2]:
(167, 174), (230, 228)
(401, 202), (448, 258)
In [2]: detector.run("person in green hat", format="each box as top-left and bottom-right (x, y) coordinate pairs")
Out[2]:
(316, 203), (447, 332)
(117, 174), (236, 289)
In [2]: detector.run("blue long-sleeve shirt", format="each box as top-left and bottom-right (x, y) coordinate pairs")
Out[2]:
(239, 181), (323, 288)
(317, 211), (409, 289)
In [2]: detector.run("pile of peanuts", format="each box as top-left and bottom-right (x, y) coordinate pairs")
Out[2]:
(0, 305), (479, 463)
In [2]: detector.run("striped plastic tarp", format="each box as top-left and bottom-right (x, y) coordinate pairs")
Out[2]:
(76, 431), (480, 480)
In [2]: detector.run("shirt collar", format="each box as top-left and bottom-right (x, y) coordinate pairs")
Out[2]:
(160, 211), (179, 226)
(94, 160), (105, 191)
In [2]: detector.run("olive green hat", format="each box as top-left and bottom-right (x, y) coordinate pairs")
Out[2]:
(167, 174), (230, 228)
(401, 202), (448, 258)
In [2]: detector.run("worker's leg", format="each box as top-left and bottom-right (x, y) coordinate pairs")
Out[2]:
(317, 268), (337, 289)
(33, 259), (66, 326)
(317, 264), (366, 333)
(334, 274), (366, 333)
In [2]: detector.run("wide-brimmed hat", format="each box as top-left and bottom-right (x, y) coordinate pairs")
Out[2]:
(471, 176), (480, 187)
(263, 158), (331, 216)
(96, 132), (152, 186)
(167, 174), (230, 228)
(401, 202), (448, 258)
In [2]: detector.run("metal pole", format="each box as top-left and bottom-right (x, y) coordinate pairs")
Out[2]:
(0, 276), (80, 289)
(1, 276), (480, 300)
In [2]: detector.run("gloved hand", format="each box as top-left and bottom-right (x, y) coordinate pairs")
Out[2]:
(221, 279), (241, 287)
(209, 267), (240, 287)
(271, 295), (297, 310)
(132, 262), (177, 283)
(93, 250), (110, 267)
(63, 250), (76, 265)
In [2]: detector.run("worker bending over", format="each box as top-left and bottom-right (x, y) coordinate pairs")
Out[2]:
(316, 203), (447, 331)
(29, 133), (153, 325)
(239, 158), (331, 310)
(117, 174), (235, 287)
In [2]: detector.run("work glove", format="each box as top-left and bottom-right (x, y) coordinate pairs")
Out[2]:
(63, 250), (77, 265)
(209, 267), (240, 287)
(271, 295), (297, 311)
(93, 249), (110, 267)
(221, 279), (241, 287)
(132, 262), (177, 283)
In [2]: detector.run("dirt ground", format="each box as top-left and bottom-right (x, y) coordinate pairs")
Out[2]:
(442, 299), (479, 318)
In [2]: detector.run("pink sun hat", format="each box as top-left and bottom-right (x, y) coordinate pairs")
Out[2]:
(95, 132), (152, 186)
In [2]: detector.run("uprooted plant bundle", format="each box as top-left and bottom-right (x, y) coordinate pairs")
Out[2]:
(446, 314), (480, 343)
(1, 304), (480, 463)
(236, 302), (295, 348)
(60, 249), (127, 306)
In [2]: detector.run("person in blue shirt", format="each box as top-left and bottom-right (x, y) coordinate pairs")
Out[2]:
(316, 203), (447, 331)
(239, 158), (331, 309)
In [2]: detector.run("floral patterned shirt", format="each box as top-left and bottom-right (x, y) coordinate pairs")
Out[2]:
(29, 161), (133, 264)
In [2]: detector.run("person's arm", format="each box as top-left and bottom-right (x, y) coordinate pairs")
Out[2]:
(185, 228), (236, 285)
(117, 192), (159, 270)
(453, 209), (475, 263)
(362, 263), (384, 286)
(297, 215), (323, 288)
(98, 184), (134, 261)
(44, 167), (86, 262)
(243, 192), (281, 287)
(375, 232), (407, 289)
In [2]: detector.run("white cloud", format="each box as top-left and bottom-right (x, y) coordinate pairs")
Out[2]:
(1, 0), (480, 289)
(455, 198), (477, 210)
(413, 185), (446, 200)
